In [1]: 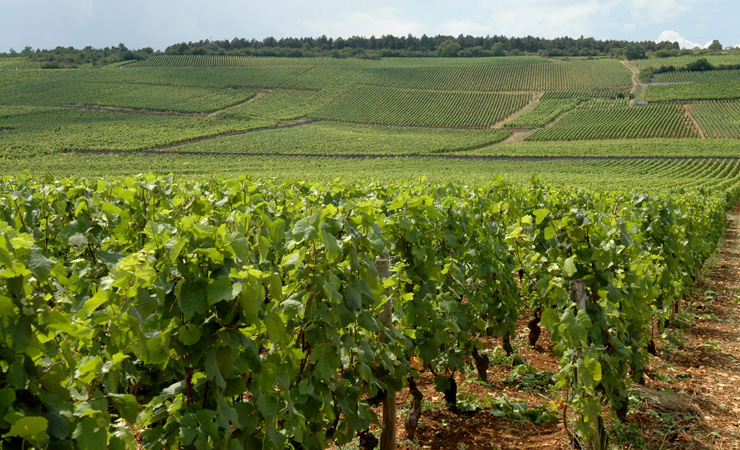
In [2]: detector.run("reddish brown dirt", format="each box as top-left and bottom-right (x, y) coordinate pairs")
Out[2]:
(684, 104), (706, 139)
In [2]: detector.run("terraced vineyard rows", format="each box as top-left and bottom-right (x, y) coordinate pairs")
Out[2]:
(526, 104), (698, 141)
(361, 59), (631, 91)
(540, 89), (630, 100)
(646, 79), (740, 102)
(157, 121), (512, 155)
(312, 85), (531, 127)
(0, 105), (275, 157)
(465, 138), (740, 157)
(80, 66), (313, 89)
(634, 55), (740, 71)
(0, 79), (257, 113)
(126, 54), (314, 67)
(217, 89), (323, 120)
(689, 100), (740, 138)
(504, 99), (580, 127)
(652, 69), (740, 83)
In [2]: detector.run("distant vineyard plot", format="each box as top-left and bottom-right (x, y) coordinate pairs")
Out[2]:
(651, 69), (740, 84)
(526, 104), (698, 141)
(633, 55), (740, 71)
(689, 100), (740, 138)
(168, 121), (511, 155)
(504, 99), (580, 128)
(127, 55), (631, 92)
(0, 105), (274, 157)
(360, 59), (631, 91)
(646, 80), (740, 102)
(312, 85), (531, 127)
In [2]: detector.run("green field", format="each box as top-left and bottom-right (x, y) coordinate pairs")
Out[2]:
(0, 105), (275, 156)
(526, 103), (698, 141)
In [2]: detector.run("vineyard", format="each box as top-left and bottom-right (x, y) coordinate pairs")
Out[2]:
(163, 121), (511, 155)
(0, 106), (275, 157)
(645, 79), (740, 102)
(689, 100), (740, 138)
(651, 68), (740, 83)
(504, 99), (580, 128)
(539, 89), (629, 100)
(360, 58), (631, 92)
(0, 172), (734, 449)
(0, 80), (257, 113)
(467, 137), (740, 157)
(526, 104), (699, 141)
(312, 86), (531, 128)
(5, 50), (740, 450)
(633, 54), (740, 71)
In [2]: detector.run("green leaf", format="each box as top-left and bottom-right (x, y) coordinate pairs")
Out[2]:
(72, 418), (107, 450)
(281, 249), (305, 273)
(28, 248), (55, 281)
(256, 394), (279, 418)
(205, 349), (227, 390)
(207, 276), (234, 306)
(585, 355), (602, 383)
(344, 279), (363, 311)
(264, 314), (290, 347)
(258, 236), (271, 263)
(178, 324), (202, 346)
(533, 209), (550, 225)
(5, 416), (48, 442)
(544, 226), (556, 240)
(79, 289), (110, 317)
(69, 233), (88, 247)
(112, 394), (139, 424)
(563, 256), (577, 277)
(215, 346), (234, 379)
(322, 223), (341, 263)
(0, 388), (16, 415)
(176, 277), (208, 320)
(540, 308), (559, 332)
(292, 219), (317, 244)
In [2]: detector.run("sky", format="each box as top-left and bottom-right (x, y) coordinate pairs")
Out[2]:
(1, 0), (739, 53)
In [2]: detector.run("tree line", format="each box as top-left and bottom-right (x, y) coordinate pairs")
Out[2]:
(0, 34), (733, 68)
(166, 34), (681, 59)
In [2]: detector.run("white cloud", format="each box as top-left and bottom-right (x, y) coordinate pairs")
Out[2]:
(655, 30), (717, 49)
(298, 7), (423, 38)
(437, 20), (490, 37)
(473, 0), (621, 38)
(629, 0), (696, 23)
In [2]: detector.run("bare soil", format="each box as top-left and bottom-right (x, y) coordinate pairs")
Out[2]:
(684, 104), (706, 139)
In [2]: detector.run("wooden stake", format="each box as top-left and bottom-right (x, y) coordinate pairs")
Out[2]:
(375, 258), (395, 450)
(568, 279), (606, 450)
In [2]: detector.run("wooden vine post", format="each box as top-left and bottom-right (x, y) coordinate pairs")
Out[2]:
(375, 258), (396, 450)
(569, 279), (605, 450)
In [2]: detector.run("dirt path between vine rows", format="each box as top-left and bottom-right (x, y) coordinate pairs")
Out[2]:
(636, 204), (740, 449)
(621, 59), (643, 105)
(685, 104), (706, 139)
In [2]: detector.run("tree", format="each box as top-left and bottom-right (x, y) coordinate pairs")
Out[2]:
(491, 42), (506, 56)
(686, 58), (713, 71)
(708, 40), (723, 51)
(624, 43), (647, 60)
(437, 40), (460, 57)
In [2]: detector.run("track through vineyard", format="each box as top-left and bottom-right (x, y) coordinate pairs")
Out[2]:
(621, 60), (641, 104)
(684, 105), (706, 139)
